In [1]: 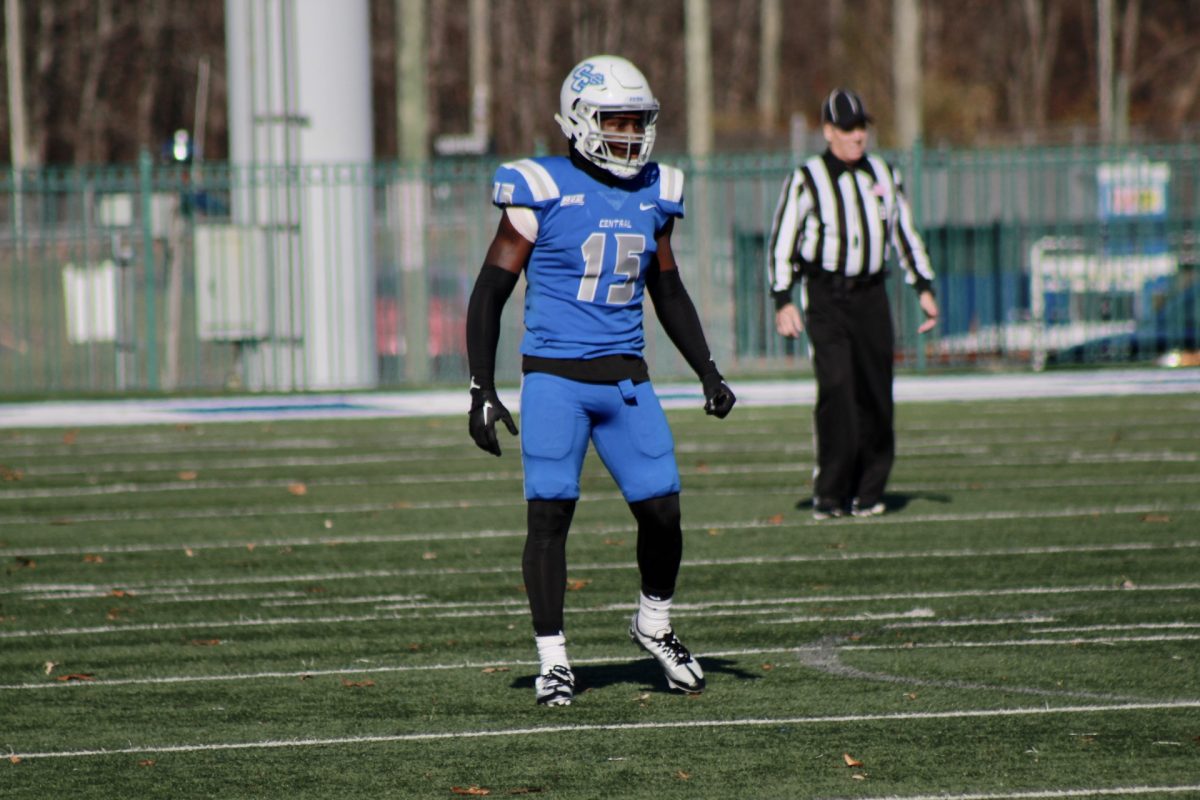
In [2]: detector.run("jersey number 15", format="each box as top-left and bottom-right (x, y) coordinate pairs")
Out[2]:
(576, 232), (644, 306)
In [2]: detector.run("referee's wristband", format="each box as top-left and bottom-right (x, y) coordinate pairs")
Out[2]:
(772, 289), (794, 311)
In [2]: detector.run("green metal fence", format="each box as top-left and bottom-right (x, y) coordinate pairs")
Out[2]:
(2, 144), (1198, 397)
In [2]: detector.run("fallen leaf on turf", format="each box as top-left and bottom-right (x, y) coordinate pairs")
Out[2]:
(674, 771), (690, 781)
(905, 692), (919, 701)
(9, 756), (21, 764)
(843, 753), (863, 767)
(287, 482), (308, 496)
(602, 538), (624, 546)
(44, 661), (58, 676)
(138, 759), (155, 767)
(481, 667), (510, 674)
(761, 663), (775, 671)
(323, 519), (334, 529)
(62, 430), (79, 445)
(56, 674), (95, 682)
(1121, 579), (1136, 589)
(177, 471), (198, 481)
(13, 557), (35, 569)
(106, 608), (129, 621)
(341, 679), (375, 688)
(767, 513), (785, 525)
(188, 639), (221, 647)
(707, 528), (721, 536)
(566, 579), (591, 591)
(245, 543), (256, 552)
(109, 589), (133, 598)
(0, 465), (23, 481)
(1141, 513), (1170, 523)
(183, 548), (195, 557)
(83, 554), (104, 564)
(451, 787), (490, 796)
(851, 773), (867, 780)
(422, 551), (438, 560)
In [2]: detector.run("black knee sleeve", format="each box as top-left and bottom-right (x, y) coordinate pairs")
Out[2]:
(523, 499), (577, 636)
(629, 492), (682, 600)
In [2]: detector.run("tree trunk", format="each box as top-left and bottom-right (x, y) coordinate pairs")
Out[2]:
(76, 0), (116, 165)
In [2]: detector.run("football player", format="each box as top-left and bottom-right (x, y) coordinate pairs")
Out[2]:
(465, 54), (736, 706)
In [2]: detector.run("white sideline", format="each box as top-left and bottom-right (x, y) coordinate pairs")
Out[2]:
(7, 700), (1200, 760)
(1, 367), (1198, 428)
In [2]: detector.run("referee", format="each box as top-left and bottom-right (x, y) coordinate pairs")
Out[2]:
(768, 88), (938, 520)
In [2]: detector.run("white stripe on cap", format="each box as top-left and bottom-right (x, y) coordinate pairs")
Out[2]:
(826, 90), (841, 124)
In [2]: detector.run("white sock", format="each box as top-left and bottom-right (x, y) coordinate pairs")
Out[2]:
(636, 592), (672, 636)
(535, 633), (569, 674)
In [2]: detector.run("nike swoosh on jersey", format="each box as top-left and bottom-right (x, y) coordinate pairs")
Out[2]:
(639, 202), (656, 211)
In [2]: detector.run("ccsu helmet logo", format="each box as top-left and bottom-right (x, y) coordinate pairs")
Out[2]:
(570, 63), (605, 93)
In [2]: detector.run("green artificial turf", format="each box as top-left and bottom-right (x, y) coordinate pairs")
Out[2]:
(1, 393), (1198, 799)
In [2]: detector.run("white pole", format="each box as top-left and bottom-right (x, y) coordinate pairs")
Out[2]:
(5, 0), (29, 170)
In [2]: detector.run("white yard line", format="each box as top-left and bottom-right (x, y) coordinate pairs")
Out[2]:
(818, 784), (1200, 799)
(9, 528), (1200, 562)
(7, 539), (1200, 595)
(1029, 623), (1200, 633)
(840, 634), (1200, 651)
(6, 700), (1200, 761)
(2, 493), (1199, 534)
(2, 631), (1196, 692)
(4, 468), (1200, 503)
(3, 593), (1198, 644)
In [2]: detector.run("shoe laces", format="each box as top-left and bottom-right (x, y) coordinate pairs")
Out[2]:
(647, 628), (692, 666)
(541, 664), (574, 689)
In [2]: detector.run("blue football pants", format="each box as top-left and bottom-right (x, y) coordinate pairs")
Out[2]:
(519, 372), (681, 503)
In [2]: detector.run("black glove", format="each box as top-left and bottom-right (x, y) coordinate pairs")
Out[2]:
(468, 385), (519, 456)
(701, 372), (736, 419)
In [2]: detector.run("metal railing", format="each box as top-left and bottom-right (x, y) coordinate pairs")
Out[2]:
(2, 143), (1197, 396)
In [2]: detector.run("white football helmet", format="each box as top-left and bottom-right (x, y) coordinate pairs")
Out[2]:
(555, 55), (659, 179)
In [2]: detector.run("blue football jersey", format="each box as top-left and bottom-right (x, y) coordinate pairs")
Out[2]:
(491, 156), (685, 360)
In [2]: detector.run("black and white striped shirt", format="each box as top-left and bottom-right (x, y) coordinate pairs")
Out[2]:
(768, 150), (935, 303)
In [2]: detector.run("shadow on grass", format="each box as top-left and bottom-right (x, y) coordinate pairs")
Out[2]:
(511, 656), (762, 695)
(793, 491), (953, 514)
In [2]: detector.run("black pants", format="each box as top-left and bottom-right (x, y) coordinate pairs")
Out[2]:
(801, 275), (895, 509)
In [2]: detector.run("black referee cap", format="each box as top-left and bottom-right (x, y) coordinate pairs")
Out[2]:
(821, 88), (873, 130)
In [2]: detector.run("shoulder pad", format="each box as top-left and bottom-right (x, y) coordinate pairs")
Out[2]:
(657, 164), (685, 204)
(492, 158), (561, 207)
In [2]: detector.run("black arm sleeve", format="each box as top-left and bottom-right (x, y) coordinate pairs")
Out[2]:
(466, 264), (519, 389)
(645, 266), (719, 379)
